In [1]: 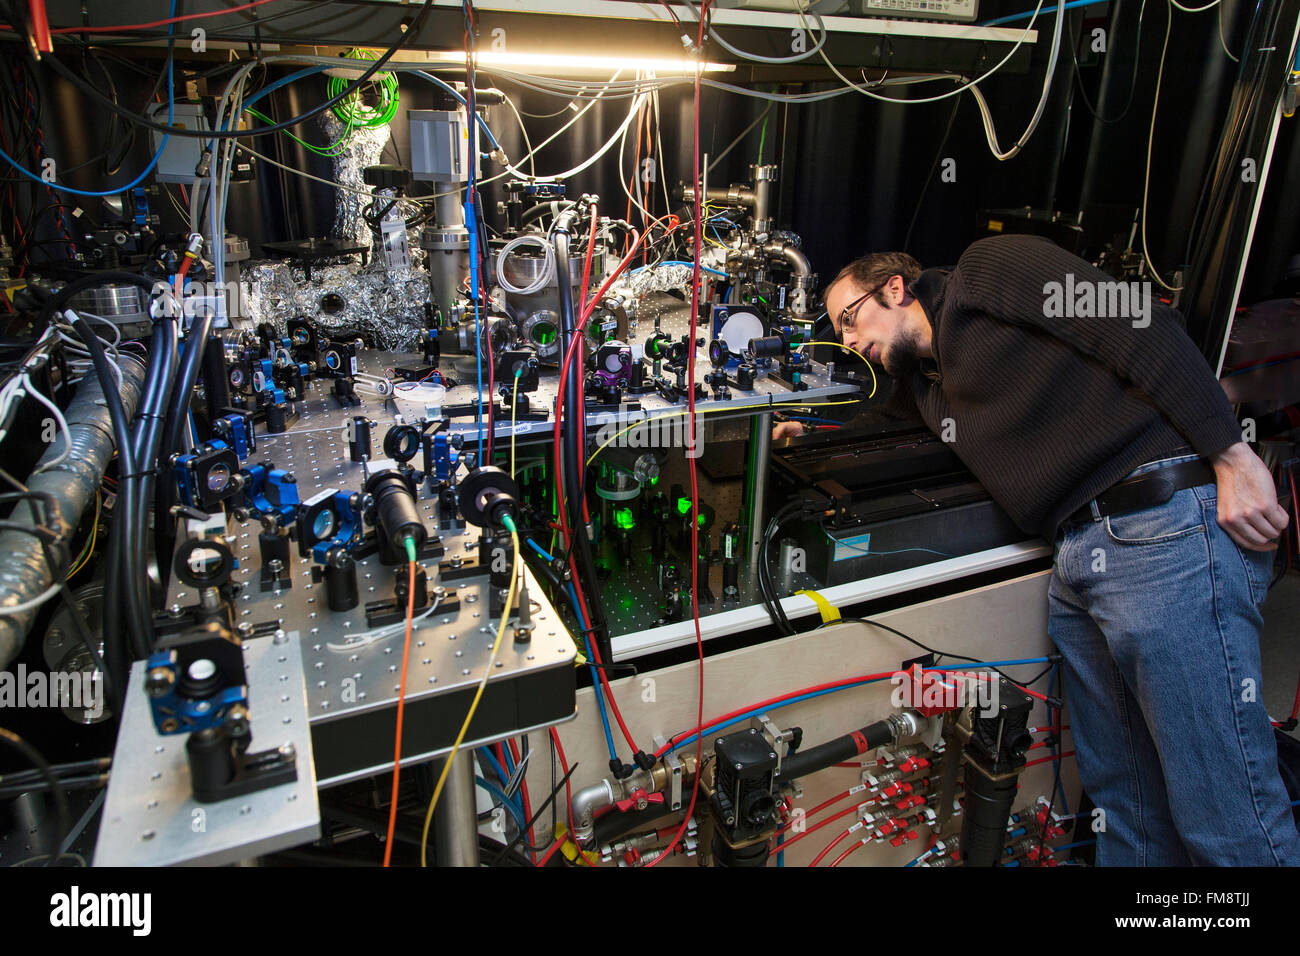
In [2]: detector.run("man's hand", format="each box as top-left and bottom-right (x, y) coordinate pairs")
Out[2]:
(1210, 442), (1289, 551)
(772, 421), (804, 441)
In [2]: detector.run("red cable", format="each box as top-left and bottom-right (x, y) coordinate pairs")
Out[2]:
(550, 727), (595, 865)
(173, 255), (192, 300)
(770, 802), (864, 855)
(28, 0), (52, 52)
(535, 838), (565, 868)
(549, 219), (675, 757)
(624, 103), (644, 252)
(552, 219), (663, 541)
(655, 670), (899, 758)
(829, 838), (871, 868)
(578, 200), (599, 319)
(552, 226), (645, 540)
(641, 106), (654, 257)
(645, 4), (709, 867)
(810, 828), (853, 867)
(774, 787), (858, 836)
(1024, 749), (1075, 769)
(45, 0), (279, 33)
(382, 558), (418, 866)
(575, 203), (599, 528)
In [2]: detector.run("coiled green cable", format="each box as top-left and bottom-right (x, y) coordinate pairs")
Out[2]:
(328, 49), (399, 128)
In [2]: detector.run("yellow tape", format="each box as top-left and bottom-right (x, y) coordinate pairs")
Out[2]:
(795, 589), (841, 625)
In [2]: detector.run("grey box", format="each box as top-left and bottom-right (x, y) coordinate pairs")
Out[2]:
(409, 108), (476, 183)
(150, 103), (210, 184)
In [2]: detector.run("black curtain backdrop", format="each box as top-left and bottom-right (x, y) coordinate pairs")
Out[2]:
(20, 0), (1300, 317)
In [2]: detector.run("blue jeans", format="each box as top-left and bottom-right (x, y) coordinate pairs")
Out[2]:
(1050, 454), (1300, 865)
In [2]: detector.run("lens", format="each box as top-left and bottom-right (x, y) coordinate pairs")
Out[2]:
(205, 463), (231, 493)
(187, 547), (224, 578)
(633, 454), (659, 484)
(188, 659), (217, 681)
(312, 509), (337, 540)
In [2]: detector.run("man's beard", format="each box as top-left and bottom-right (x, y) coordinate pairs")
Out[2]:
(882, 323), (923, 377)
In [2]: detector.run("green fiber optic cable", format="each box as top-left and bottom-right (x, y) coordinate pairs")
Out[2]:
(245, 106), (356, 157)
(328, 49), (399, 128)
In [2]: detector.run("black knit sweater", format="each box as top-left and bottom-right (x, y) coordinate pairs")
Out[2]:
(903, 235), (1241, 540)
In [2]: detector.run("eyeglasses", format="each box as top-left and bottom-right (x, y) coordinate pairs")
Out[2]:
(837, 280), (888, 336)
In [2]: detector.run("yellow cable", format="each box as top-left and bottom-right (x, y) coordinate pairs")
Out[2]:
(794, 588), (841, 625)
(420, 523), (522, 866)
(65, 490), (99, 580)
(509, 370), (522, 479)
(793, 341), (877, 398)
(586, 399), (858, 466)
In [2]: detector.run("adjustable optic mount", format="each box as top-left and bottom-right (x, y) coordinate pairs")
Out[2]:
(145, 548), (298, 804)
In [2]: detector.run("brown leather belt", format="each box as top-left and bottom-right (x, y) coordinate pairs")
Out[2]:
(1066, 458), (1215, 525)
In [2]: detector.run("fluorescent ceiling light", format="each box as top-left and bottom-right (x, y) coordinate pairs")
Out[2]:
(423, 50), (735, 74)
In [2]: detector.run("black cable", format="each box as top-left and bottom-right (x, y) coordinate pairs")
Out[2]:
(757, 502), (802, 636)
(0, 756), (110, 785)
(71, 316), (147, 657)
(832, 616), (1062, 702)
(45, 273), (162, 656)
(1067, 1), (1145, 128)
(553, 212), (614, 665)
(58, 582), (121, 722)
(128, 316), (177, 653)
(51, 295), (143, 660)
(1037, 667), (1065, 864)
(0, 486), (119, 716)
(488, 760), (578, 865)
(59, 0), (351, 48)
(37, 0), (436, 142)
(0, 727), (70, 866)
(902, 94), (962, 256)
(154, 308), (216, 598)
(0, 772), (106, 799)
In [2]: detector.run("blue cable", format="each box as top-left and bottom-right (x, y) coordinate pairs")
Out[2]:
(476, 747), (521, 814)
(568, 582), (618, 763)
(630, 261), (729, 278)
(666, 657), (1055, 753)
(667, 681), (889, 753)
(474, 775), (527, 832)
(477, 746), (510, 789)
(412, 71), (501, 150)
(239, 67), (500, 151)
(981, 0), (1108, 26)
(826, 534), (954, 560)
(930, 657), (1052, 670)
(526, 538), (555, 562)
(776, 830), (785, 867)
(1051, 839), (1096, 853)
(500, 740), (517, 779)
(782, 414), (841, 426)
(0, 1), (176, 196)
